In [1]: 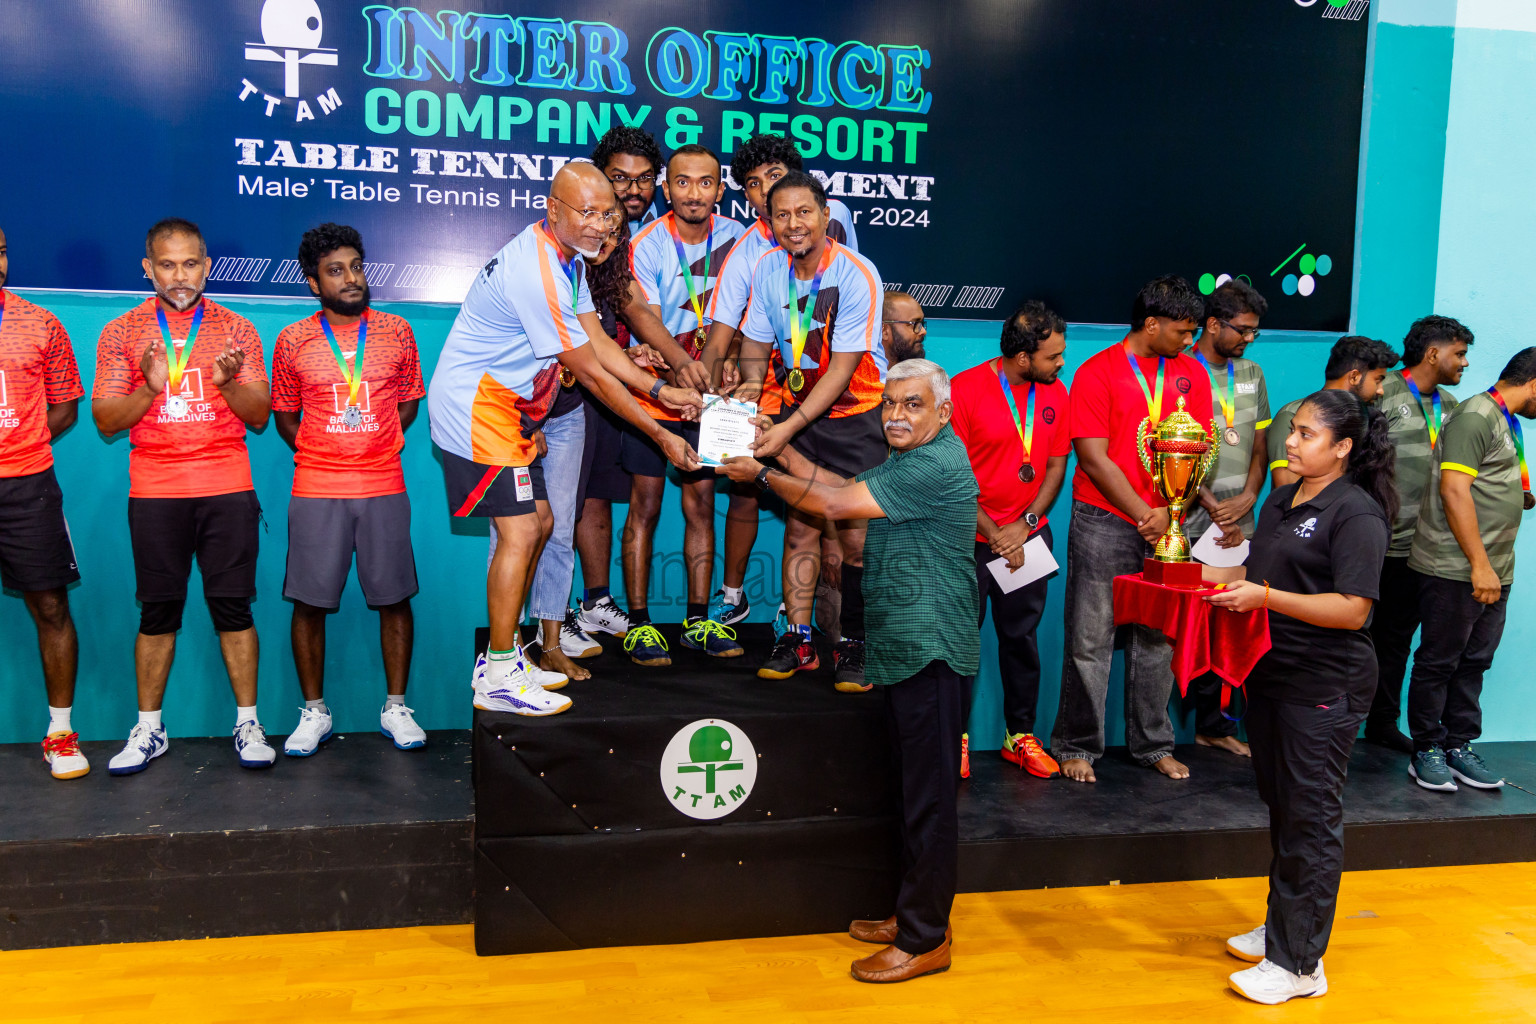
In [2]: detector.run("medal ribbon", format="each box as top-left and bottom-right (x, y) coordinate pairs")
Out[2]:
(1123, 343), (1166, 425)
(1403, 370), (1443, 446)
(994, 359), (1036, 469)
(667, 214), (713, 338)
(1487, 387), (1531, 492)
(1193, 351), (1235, 428)
(319, 311), (368, 408)
(543, 220), (581, 315)
(155, 301), (205, 395)
(787, 244), (834, 373)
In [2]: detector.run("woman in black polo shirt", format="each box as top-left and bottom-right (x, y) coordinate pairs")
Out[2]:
(1204, 389), (1394, 1005)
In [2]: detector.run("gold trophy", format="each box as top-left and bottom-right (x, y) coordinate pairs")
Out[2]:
(1136, 396), (1220, 588)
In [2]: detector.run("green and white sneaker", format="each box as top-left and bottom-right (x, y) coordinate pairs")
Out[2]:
(1446, 744), (1504, 789)
(623, 624), (671, 666)
(680, 616), (744, 658)
(1409, 746), (1458, 792)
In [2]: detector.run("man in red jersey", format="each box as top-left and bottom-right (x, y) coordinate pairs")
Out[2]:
(0, 226), (88, 780)
(1050, 276), (1214, 783)
(950, 302), (1071, 780)
(93, 218), (274, 774)
(271, 223), (427, 757)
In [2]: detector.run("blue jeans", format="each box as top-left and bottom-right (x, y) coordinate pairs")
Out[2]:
(1050, 500), (1177, 766)
(488, 407), (586, 622)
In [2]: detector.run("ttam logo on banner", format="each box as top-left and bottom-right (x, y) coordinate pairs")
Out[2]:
(660, 719), (757, 820)
(240, 0), (343, 122)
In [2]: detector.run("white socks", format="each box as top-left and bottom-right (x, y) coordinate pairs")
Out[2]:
(723, 586), (743, 605)
(385, 693), (405, 707)
(305, 698), (328, 713)
(139, 709), (163, 730)
(235, 705), (258, 727)
(48, 705), (72, 734)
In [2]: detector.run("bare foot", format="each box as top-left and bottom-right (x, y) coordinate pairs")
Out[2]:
(540, 648), (591, 681)
(1195, 733), (1251, 757)
(1061, 758), (1096, 783)
(1152, 755), (1191, 780)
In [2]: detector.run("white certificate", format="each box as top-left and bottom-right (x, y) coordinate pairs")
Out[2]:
(1192, 521), (1250, 567)
(986, 535), (1059, 593)
(696, 395), (759, 467)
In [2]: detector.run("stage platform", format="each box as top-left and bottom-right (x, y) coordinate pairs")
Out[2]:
(3, 624), (1533, 952)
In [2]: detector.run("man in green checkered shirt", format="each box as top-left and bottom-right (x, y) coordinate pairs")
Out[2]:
(1365, 315), (1474, 753)
(1402, 349), (1536, 792)
(1183, 281), (1270, 757)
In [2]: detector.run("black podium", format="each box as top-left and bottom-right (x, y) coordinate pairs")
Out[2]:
(472, 624), (900, 955)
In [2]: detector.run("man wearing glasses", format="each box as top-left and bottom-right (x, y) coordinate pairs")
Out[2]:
(1182, 280), (1271, 758)
(881, 293), (927, 364)
(427, 163), (703, 717)
(592, 126), (665, 237)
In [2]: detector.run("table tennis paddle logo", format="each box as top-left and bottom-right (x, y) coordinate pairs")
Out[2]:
(660, 719), (758, 820)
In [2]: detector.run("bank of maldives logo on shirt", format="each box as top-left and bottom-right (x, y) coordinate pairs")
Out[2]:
(660, 719), (757, 820)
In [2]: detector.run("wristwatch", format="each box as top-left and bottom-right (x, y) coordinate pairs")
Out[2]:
(755, 466), (772, 492)
(648, 378), (666, 400)
(1023, 512), (1040, 531)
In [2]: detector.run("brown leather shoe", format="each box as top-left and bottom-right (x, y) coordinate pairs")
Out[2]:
(848, 915), (897, 944)
(850, 936), (951, 983)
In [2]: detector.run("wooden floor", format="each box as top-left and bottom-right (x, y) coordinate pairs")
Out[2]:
(5, 863), (1533, 1023)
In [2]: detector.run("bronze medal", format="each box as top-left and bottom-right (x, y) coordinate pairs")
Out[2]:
(787, 368), (805, 393)
(1224, 426), (1241, 447)
(1525, 491), (1535, 511)
(1018, 464), (1035, 484)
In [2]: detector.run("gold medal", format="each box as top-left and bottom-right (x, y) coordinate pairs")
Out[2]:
(787, 368), (805, 393)
(560, 366), (576, 388)
(693, 326), (708, 353)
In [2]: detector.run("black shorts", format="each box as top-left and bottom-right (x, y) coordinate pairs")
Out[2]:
(442, 449), (547, 518)
(284, 492), (419, 608)
(581, 388), (632, 503)
(0, 467), (80, 592)
(620, 419), (712, 482)
(128, 490), (261, 603)
(775, 405), (887, 479)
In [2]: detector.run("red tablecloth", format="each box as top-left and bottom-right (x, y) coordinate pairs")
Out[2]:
(1111, 573), (1271, 697)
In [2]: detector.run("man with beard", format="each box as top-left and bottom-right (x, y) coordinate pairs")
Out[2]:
(738, 171), (886, 689)
(881, 292), (927, 364)
(1365, 314), (1475, 752)
(620, 145), (746, 665)
(593, 125), (665, 237)
(270, 224), (427, 756)
(0, 226), (88, 779)
(1269, 335), (1400, 488)
(93, 218), (274, 773)
(949, 302), (1069, 778)
(428, 164), (703, 716)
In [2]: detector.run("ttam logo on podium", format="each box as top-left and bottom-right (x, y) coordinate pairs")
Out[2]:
(660, 719), (758, 820)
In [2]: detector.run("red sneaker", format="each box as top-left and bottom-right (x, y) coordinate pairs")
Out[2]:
(960, 733), (971, 779)
(1001, 732), (1061, 778)
(757, 630), (820, 679)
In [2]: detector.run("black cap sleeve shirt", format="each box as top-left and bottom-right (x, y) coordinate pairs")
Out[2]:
(1244, 476), (1389, 708)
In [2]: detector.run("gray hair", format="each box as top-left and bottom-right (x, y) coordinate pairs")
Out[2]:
(886, 357), (950, 405)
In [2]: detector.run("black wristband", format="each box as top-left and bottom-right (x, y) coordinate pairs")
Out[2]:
(755, 466), (772, 492)
(649, 378), (666, 400)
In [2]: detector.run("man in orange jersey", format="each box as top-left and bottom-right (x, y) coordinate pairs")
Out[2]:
(271, 223), (427, 757)
(0, 226), (88, 780)
(93, 218), (274, 774)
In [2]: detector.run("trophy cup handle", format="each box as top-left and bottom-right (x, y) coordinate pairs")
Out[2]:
(1136, 418), (1158, 486)
(1197, 422), (1222, 486)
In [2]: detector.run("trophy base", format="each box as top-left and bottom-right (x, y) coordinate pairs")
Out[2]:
(1143, 557), (1206, 590)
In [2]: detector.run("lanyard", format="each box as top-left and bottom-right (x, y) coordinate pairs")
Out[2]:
(319, 311), (369, 407)
(787, 244), (834, 371)
(1193, 351), (1235, 428)
(1403, 370), (1442, 446)
(0, 292), (6, 336)
(543, 220), (580, 315)
(1487, 387), (1531, 493)
(666, 213), (713, 336)
(1123, 343), (1166, 425)
(994, 359), (1036, 464)
(155, 301), (205, 393)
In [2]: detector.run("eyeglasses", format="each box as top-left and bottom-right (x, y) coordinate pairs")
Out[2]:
(608, 173), (656, 192)
(1218, 319), (1260, 342)
(549, 194), (623, 229)
(883, 318), (926, 331)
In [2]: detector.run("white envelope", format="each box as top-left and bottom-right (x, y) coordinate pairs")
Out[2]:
(986, 535), (1059, 593)
(1192, 521), (1250, 567)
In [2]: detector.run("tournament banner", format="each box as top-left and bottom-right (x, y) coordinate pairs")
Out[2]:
(0, 0), (1366, 328)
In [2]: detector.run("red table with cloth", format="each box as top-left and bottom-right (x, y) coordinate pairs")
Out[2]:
(1111, 573), (1271, 704)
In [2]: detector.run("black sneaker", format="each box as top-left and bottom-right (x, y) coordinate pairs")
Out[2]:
(1363, 723), (1414, 754)
(758, 630), (819, 679)
(833, 639), (870, 693)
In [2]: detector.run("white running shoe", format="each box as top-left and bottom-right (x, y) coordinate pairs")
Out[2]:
(1226, 924), (1266, 963)
(42, 731), (91, 780)
(234, 720), (277, 769)
(474, 653), (572, 716)
(559, 608), (602, 658)
(108, 722), (169, 776)
(380, 703), (427, 749)
(528, 662), (570, 691)
(473, 648), (568, 690)
(575, 595), (634, 637)
(283, 706), (334, 757)
(1229, 958), (1327, 1004)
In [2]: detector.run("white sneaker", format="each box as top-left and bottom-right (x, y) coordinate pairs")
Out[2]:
(380, 703), (427, 749)
(42, 731), (91, 780)
(1226, 923), (1265, 962)
(1229, 958), (1327, 1004)
(108, 722), (169, 776)
(473, 648), (568, 690)
(528, 662), (570, 691)
(560, 609), (602, 658)
(283, 706), (334, 757)
(575, 595), (634, 637)
(474, 653), (572, 716)
(234, 720), (277, 769)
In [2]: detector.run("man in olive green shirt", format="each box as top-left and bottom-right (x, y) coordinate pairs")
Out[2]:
(1268, 335), (1399, 488)
(1403, 348), (1536, 792)
(718, 358), (977, 986)
(1365, 315), (1474, 753)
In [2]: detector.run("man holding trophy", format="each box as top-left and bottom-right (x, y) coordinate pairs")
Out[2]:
(1051, 276), (1215, 783)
